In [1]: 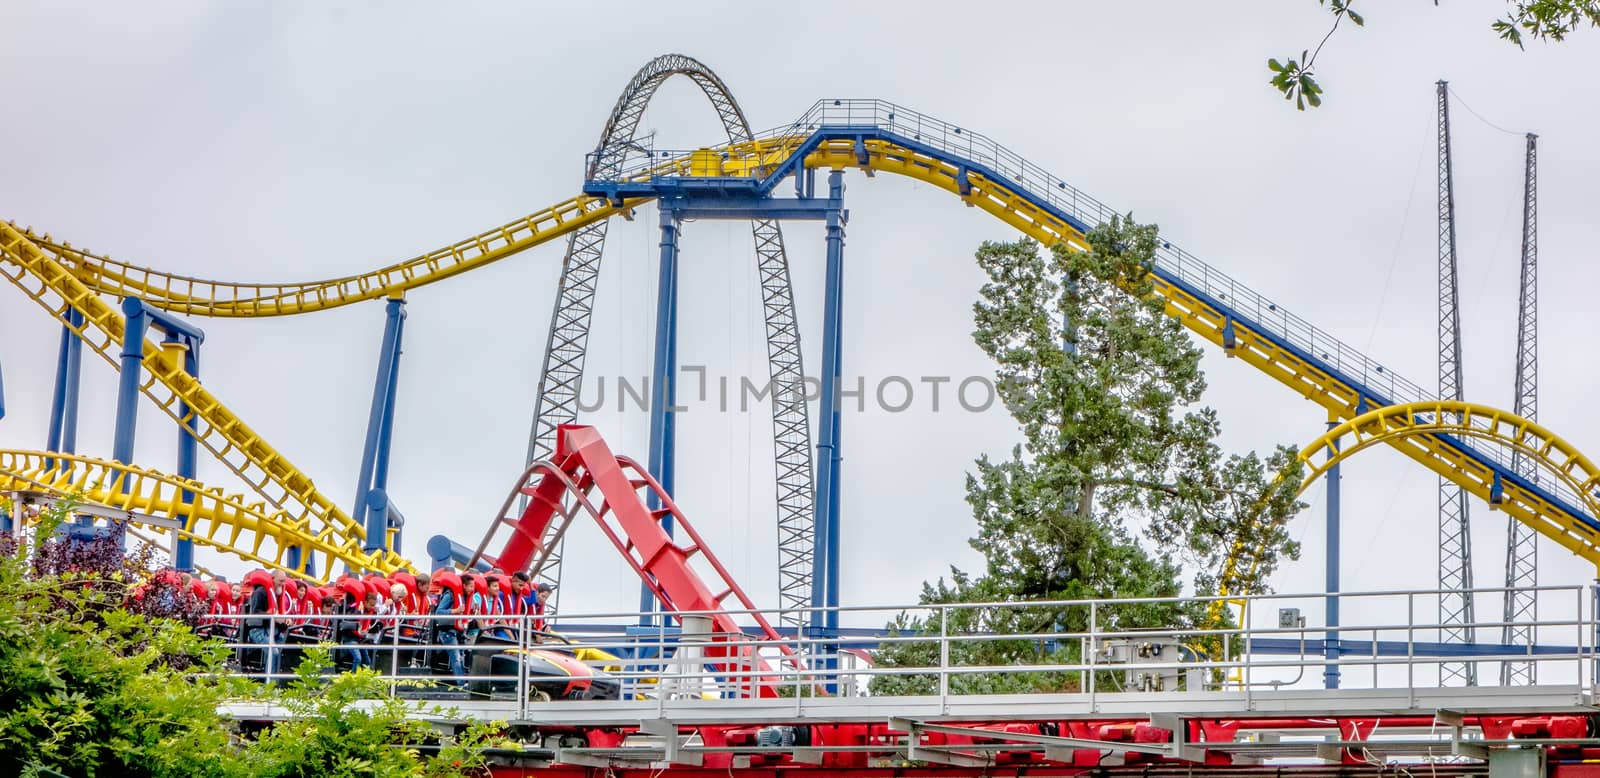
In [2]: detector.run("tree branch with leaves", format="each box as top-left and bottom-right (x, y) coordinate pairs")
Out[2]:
(1270, 0), (1599, 109)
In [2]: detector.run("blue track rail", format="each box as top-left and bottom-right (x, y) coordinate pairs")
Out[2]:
(587, 98), (1597, 537)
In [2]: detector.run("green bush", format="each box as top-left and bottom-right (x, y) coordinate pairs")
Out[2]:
(0, 498), (498, 777)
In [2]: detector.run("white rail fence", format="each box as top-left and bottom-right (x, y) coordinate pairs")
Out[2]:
(203, 585), (1598, 718)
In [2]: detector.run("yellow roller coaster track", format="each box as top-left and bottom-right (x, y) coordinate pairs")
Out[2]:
(1301, 401), (1600, 565)
(6, 129), (1597, 583)
(1209, 401), (1600, 628)
(0, 450), (394, 581)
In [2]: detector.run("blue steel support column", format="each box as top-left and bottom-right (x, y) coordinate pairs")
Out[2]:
(813, 170), (847, 637)
(108, 298), (152, 537)
(1324, 419), (1342, 689)
(45, 308), (84, 462)
(642, 205), (681, 624)
(172, 336), (200, 572)
(285, 546), (315, 579)
(374, 307), (406, 554)
(112, 299), (150, 466)
(367, 490), (404, 555)
(104, 300), (204, 550)
(352, 297), (407, 563)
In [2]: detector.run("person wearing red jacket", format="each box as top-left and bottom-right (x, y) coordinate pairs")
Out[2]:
(483, 577), (512, 641)
(459, 573), (487, 645)
(412, 572), (435, 631)
(201, 578), (236, 640)
(297, 587), (329, 639)
(533, 581), (554, 632)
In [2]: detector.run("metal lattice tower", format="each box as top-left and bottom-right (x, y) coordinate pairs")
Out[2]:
(1501, 133), (1539, 686)
(498, 55), (815, 624)
(1435, 81), (1477, 687)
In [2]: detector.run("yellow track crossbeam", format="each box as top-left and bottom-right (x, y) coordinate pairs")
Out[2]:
(1301, 401), (1600, 566)
(0, 450), (397, 580)
(1207, 400), (1597, 630)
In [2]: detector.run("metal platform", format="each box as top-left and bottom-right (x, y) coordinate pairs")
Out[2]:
(212, 585), (1600, 725)
(220, 684), (1593, 729)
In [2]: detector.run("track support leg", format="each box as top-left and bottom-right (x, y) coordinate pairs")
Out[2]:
(171, 336), (199, 571)
(352, 296), (408, 567)
(45, 308), (83, 468)
(111, 298), (205, 559)
(812, 171), (847, 686)
(643, 205), (682, 624)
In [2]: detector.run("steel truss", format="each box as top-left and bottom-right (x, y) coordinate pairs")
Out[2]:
(1502, 133), (1540, 685)
(1435, 82), (1476, 686)
(473, 55), (814, 624)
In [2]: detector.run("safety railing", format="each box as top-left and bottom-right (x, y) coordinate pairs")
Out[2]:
(586, 98), (1582, 515)
(202, 585), (1597, 720)
(770, 99), (1431, 405)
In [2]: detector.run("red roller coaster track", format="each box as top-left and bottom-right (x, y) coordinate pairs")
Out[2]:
(481, 424), (801, 696)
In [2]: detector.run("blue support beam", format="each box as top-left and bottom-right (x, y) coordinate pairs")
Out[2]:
(588, 188), (840, 223)
(351, 297), (408, 565)
(1251, 637), (1580, 658)
(500, 627), (1589, 657)
(111, 298), (206, 467)
(109, 298), (204, 545)
(108, 299), (151, 535)
(45, 308), (84, 462)
(650, 198), (838, 221)
(814, 170), (847, 638)
(283, 545), (317, 579)
(367, 488), (405, 555)
(642, 205), (682, 625)
(171, 334), (200, 571)
(111, 298), (151, 470)
(427, 534), (490, 573)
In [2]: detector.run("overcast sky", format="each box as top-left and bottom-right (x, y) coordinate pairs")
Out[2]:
(2, 2), (1597, 633)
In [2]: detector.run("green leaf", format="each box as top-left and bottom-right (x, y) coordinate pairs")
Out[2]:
(1348, 9), (1364, 26)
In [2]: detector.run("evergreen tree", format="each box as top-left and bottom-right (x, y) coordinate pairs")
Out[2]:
(870, 218), (1304, 695)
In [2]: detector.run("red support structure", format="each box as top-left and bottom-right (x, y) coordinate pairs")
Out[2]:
(472, 714), (1599, 776)
(484, 424), (801, 696)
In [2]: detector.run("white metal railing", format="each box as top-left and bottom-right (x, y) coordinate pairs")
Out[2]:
(587, 98), (1587, 516)
(203, 585), (1598, 719)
